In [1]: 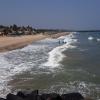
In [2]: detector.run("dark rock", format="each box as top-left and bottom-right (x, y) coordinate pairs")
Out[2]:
(25, 90), (39, 100)
(1, 91), (85, 100)
(17, 90), (39, 99)
(40, 94), (50, 100)
(0, 98), (6, 100)
(31, 90), (38, 95)
(17, 91), (26, 98)
(6, 93), (24, 100)
(61, 92), (84, 100)
(48, 93), (62, 100)
(40, 93), (62, 100)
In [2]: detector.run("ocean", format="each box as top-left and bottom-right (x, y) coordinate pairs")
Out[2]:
(0, 32), (100, 99)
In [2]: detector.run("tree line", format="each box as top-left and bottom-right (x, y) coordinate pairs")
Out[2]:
(0, 24), (66, 36)
(0, 24), (35, 36)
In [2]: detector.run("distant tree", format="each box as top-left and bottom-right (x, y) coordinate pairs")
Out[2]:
(3, 27), (9, 36)
(9, 25), (13, 30)
(12, 24), (18, 31)
(0, 25), (5, 28)
(27, 25), (33, 31)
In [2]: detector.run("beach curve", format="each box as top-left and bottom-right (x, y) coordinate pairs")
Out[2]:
(0, 32), (70, 52)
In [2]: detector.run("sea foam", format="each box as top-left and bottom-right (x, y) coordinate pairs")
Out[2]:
(0, 44), (50, 97)
(0, 32), (77, 97)
(97, 38), (100, 42)
(88, 36), (94, 40)
(43, 33), (77, 69)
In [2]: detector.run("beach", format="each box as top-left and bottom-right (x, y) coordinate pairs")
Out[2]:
(0, 32), (100, 99)
(0, 32), (69, 52)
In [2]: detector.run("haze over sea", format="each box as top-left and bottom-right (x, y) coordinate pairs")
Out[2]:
(0, 32), (100, 99)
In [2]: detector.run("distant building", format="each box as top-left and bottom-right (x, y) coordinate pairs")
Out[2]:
(0, 28), (5, 36)
(24, 31), (30, 35)
(0, 32), (2, 35)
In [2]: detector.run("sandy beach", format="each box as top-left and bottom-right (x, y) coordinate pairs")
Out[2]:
(0, 32), (70, 52)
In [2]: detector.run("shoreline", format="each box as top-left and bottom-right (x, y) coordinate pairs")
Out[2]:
(0, 32), (70, 52)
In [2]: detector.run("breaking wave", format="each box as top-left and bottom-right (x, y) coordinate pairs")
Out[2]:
(97, 38), (100, 42)
(0, 39), (55, 97)
(0, 33), (77, 96)
(43, 33), (77, 69)
(88, 36), (94, 40)
(46, 81), (100, 100)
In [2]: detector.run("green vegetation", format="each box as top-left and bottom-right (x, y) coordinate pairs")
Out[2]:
(0, 24), (36, 36)
(0, 24), (66, 36)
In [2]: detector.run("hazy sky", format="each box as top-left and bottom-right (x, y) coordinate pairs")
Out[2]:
(0, 0), (100, 30)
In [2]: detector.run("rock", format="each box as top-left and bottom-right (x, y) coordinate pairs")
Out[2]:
(0, 91), (86, 100)
(7, 93), (24, 100)
(40, 94), (50, 100)
(17, 91), (26, 98)
(25, 90), (39, 100)
(17, 90), (39, 99)
(0, 98), (6, 100)
(40, 93), (62, 100)
(48, 93), (62, 100)
(61, 92), (84, 100)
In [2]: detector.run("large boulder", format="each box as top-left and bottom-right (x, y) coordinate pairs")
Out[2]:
(61, 92), (84, 100)
(40, 93), (62, 100)
(0, 98), (6, 100)
(7, 93), (24, 100)
(17, 91), (26, 98)
(48, 93), (62, 100)
(17, 90), (39, 99)
(40, 94), (50, 100)
(24, 90), (39, 100)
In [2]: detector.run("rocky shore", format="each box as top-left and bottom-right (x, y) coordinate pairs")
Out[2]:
(0, 90), (87, 100)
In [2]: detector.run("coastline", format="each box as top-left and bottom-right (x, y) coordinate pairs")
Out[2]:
(0, 32), (70, 52)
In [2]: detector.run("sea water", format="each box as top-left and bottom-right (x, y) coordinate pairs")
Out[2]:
(0, 32), (100, 99)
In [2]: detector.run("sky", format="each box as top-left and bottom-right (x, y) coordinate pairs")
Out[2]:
(0, 0), (100, 30)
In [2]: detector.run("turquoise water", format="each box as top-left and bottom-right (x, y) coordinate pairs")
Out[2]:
(0, 32), (100, 99)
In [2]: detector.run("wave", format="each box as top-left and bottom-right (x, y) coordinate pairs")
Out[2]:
(88, 36), (100, 42)
(0, 54), (13, 97)
(47, 81), (100, 100)
(0, 41), (53, 97)
(0, 32), (80, 97)
(97, 38), (100, 42)
(42, 33), (77, 69)
(0, 52), (33, 97)
(0, 37), (62, 96)
(88, 36), (94, 40)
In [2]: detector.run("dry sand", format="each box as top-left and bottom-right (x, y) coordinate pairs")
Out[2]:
(0, 32), (70, 52)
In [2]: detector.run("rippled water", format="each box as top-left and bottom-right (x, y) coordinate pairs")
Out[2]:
(0, 32), (100, 99)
